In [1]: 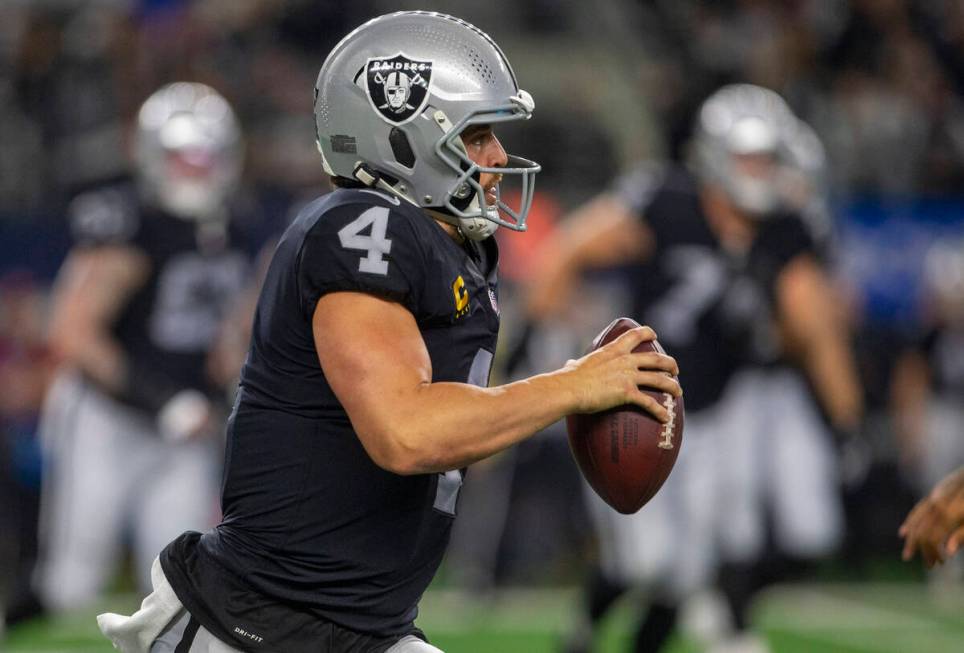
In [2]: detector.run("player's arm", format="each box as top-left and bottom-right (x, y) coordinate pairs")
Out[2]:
(900, 466), (964, 567)
(775, 253), (863, 433)
(890, 346), (931, 467)
(313, 291), (680, 475)
(49, 246), (213, 440)
(207, 238), (276, 389)
(525, 194), (653, 318)
(47, 246), (150, 393)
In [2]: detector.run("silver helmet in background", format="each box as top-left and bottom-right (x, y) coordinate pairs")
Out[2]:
(134, 82), (243, 221)
(314, 11), (541, 240)
(690, 83), (798, 218)
(783, 116), (834, 245)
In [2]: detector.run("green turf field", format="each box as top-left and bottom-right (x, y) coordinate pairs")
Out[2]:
(5, 582), (963, 652)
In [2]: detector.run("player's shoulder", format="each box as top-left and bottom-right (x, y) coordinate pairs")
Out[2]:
(760, 209), (814, 244)
(67, 179), (142, 246)
(613, 162), (697, 214)
(293, 188), (431, 247)
(753, 210), (819, 266)
(288, 188), (439, 314)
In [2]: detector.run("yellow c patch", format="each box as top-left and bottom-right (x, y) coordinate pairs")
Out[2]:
(453, 275), (469, 317)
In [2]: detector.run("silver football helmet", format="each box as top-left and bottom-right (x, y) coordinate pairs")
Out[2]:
(134, 82), (243, 221)
(690, 84), (798, 218)
(314, 11), (541, 240)
(784, 117), (834, 244)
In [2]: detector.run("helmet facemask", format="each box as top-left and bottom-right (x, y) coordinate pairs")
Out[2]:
(432, 91), (540, 239)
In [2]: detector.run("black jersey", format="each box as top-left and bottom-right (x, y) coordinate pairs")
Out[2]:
(613, 164), (816, 412)
(920, 326), (964, 399)
(161, 188), (500, 651)
(68, 181), (254, 413)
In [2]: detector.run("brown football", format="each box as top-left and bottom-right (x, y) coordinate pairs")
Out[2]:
(566, 317), (684, 514)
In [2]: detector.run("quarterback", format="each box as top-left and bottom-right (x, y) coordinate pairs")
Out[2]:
(98, 11), (680, 653)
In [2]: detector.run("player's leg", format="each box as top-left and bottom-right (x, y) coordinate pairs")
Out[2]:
(710, 370), (770, 643)
(713, 371), (767, 565)
(133, 436), (220, 593)
(632, 601), (678, 653)
(562, 469), (677, 653)
(151, 613), (244, 653)
(766, 367), (843, 560)
(99, 557), (242, 653)
(560, 563), (630, 653)
(631, 407), (720, 653)
(385, 635), (445, 652)
(34, 373), (132, 612)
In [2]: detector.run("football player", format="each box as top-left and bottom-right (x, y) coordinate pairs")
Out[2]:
(525, 84), (863, 653)
(892, 239), (964, 584)
(34, 82), (254, 613)
(894, 239), (964, 498)
(901, 465), (964, 568)
(699, 100), (861, 653)
(97, 12), (681, 653)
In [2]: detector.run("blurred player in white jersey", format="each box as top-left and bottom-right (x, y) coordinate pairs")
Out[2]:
(34, 82), (256, 612)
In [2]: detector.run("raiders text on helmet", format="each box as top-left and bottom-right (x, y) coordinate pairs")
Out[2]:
(134, 82), (243, 222)
(314, 11), (541, 240)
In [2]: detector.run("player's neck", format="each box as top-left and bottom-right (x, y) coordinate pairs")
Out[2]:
(426, 209), (466, 244)
(701, 187), (755, 255)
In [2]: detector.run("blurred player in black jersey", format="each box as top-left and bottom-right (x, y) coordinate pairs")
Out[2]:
(525, 84), (863, 653)
(97, 12), (681, 653)
(699, 97), (862, 653)
(34, 82), (256, 613)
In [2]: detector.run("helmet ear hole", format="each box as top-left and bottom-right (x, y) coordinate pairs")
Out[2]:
(389, 127), (416, 168)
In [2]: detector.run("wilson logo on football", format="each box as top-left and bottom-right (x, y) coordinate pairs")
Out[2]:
(365, 53), (433, 125)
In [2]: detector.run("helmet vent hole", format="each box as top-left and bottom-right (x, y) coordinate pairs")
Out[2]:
(389, 127), (416, 168)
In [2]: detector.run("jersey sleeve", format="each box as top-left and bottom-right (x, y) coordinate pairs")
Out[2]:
(298, 202), (426, 317)
(67, 185), (141, 247)
(610, 162), (665, 217)
(757, 214), (817, 269)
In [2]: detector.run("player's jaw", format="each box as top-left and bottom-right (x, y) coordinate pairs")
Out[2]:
(481, 172), (502, 207)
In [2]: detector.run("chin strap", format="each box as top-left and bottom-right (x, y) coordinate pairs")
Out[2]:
(426, 208), (498, 241)
(352, 162), (419, 207)
(354, 161), (497, 241)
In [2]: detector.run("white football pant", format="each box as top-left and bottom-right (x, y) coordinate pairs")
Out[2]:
(713, 367), (844, 563)
(586, 406), (720, 601)
(34, 371), (220, 612)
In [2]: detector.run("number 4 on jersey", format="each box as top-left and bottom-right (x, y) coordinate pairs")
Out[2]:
(338, 207), (393, 275)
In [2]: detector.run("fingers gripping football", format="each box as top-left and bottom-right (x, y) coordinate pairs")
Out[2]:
(564, 326), (681, 420)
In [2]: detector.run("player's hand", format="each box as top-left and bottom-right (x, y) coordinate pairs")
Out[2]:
(157, 390), (216, 442)
(900, 467), (964, 567)
(562, 326), (681, 421)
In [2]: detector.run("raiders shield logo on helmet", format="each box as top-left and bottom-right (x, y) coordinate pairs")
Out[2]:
(365, 53), (433, 126)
